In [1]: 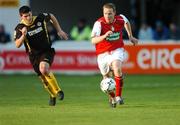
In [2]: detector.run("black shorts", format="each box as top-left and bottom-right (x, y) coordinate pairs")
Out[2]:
(29, 48), (55, 76)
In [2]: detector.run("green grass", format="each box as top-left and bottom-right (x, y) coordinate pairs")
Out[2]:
(0, 74), (180, 125)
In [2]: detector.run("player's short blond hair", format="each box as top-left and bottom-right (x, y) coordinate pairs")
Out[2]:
(103, 3), (116, 12)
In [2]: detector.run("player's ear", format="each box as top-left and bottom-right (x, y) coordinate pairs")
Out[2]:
(114, 10), (116, 15)
(29, 12), (32, 16)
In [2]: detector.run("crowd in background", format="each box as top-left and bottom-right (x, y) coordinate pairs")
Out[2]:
(129, 20), (180, 42)
(48, 18), (180, 43)
(0, 18), (180, 44)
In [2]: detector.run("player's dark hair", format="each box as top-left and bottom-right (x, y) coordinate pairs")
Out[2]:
(19, 6), (31, 16)
(103, 3), (116, 12)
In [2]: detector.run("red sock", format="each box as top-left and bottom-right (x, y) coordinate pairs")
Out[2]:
(115, 76), (124, 97)
(109, 91), (115, 98)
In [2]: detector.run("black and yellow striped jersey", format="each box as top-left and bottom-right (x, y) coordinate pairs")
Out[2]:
(14, 13), (53, 54)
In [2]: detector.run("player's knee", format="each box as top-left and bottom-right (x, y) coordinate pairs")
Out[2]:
(39, 63), (49, 75)
(113, 68), (122, 76)
(40, 68), (48, 75)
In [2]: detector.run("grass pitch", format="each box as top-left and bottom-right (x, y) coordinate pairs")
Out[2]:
(0, 74), (180, 125)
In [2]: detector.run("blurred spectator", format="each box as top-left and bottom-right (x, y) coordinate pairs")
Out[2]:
(153, 20), (169, 40)
(47, 23), (60, 43)
(0, 24), (11, 44)
(138, 23), (153, 40)
(70, 18), (91, 41)
(169, 23), (180, 40)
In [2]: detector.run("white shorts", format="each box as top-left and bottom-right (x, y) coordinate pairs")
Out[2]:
(97, 48), (125, 75)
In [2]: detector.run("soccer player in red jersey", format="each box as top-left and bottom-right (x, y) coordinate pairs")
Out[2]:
(91, 3), (138, 108)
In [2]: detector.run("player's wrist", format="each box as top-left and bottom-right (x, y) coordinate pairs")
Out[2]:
(128, 35), (133, 39)
(57, 29), (63, 33)
(103, 34), (107, 39)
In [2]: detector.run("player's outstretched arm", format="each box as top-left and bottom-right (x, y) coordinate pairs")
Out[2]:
(124, 21), (138, 46)
(49, 13), (68, 40)
(15, 27), (27, 48)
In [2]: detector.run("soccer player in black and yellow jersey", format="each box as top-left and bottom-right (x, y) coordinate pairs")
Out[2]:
(14, 6), (68, 106)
